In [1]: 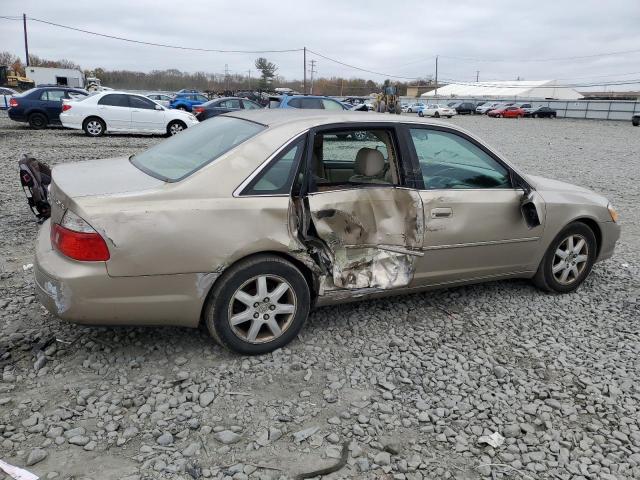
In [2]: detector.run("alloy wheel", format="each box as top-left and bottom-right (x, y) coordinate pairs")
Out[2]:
(228, 274), (297, 344)
(86, 120), (103, 135)
(552, 234), (589, 285)
(169, 123), (184, 135)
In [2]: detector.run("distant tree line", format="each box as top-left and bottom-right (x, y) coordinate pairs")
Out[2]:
(1, 50), (434, 96)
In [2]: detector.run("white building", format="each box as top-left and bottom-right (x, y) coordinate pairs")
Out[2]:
(421, 80), (583, 100)
(26, 67), (85, 88)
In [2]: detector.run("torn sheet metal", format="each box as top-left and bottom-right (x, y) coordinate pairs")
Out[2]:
(332, 247), (415, 289)
(0, 459), (39, 480)
(305, 187), (424, 291)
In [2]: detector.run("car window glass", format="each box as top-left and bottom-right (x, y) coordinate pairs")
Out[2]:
(301, 98), (323, 109)
(409, 128), (511, 189)
(312, 129), (398, 191)
(98, 94), (130, 107)
(243, 138), (304, 195)
(130, 95), (157, 110)
(220, 99), (241, 108)
(242, 100), (261, 110)
(131, 116), (265, 181)
(47, 91), (66, 102)
(322, 99), (344, 110)
(196, 95), (208, 102)
(287, 98), (302, 108)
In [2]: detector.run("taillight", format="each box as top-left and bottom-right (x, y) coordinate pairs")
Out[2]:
(9, 98), (18, 108)
(193, 106), (204, 114)
(62, 104), (72, 112)
(51, 210), (110, 261)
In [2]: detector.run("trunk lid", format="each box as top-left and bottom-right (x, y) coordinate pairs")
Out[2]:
(49, 156), (164, 223)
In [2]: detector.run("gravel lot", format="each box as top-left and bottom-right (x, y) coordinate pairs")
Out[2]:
(1, 112), (639, 480)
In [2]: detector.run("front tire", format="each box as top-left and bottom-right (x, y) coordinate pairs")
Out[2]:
(83, 117), (105, 136)
(204, 255), (310, 355)
(418, 111), (424, 117)
(533, 222), (597, 293)
(167, 120), (186, 136)
(434, 111), (440, 118)
(28, 112), (48, 129)
(633, 118), (640, 126)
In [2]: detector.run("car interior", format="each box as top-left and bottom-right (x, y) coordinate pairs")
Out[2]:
(310, 129), (400, 191)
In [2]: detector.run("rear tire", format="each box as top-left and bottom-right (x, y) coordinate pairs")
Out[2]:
(418, 111), (424, 117)
(633, 118), (640, 127)
(167, 120), (187, 136)
(83, 117), (105, 137)
(28, 112), (48, 129)
(434, 112), (440, 118)
(533, 222), (597, 293)
(204, 255), (310, 355)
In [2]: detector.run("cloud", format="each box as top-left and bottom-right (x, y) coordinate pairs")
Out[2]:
(2, 0), (640, 89)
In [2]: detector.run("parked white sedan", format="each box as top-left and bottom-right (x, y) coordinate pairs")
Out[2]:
(60, 91), (198, 137)
(0, 87), (17, 110)
(418, 104), (457, 118)
(146, 93), (173, 108)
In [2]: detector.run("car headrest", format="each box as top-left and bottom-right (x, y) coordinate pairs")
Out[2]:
(354, 148), (385, 177)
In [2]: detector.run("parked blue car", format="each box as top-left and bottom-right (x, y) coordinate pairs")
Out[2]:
(8, 86), (88, 129)
(169, 92), (209, 112)
(268, 95), (347, 110)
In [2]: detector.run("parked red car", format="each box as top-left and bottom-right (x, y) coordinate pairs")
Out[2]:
(488, 106), (525, 118)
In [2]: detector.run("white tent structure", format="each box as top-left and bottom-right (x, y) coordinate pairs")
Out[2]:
(421, 80), (583, 100)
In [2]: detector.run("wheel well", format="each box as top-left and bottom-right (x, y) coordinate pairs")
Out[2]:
(199, 251), (319, 325)
(28, 110), (48, 120)
(573, 217), (602, 257)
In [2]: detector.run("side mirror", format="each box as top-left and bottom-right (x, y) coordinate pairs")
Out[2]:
(520, 191), (541, 229)
(155, 104), (163, 110)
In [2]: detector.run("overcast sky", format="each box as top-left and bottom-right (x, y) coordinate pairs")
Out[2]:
(2, 0), (640, 90)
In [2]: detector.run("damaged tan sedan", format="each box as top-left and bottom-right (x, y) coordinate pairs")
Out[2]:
(35, 110), (620, 354)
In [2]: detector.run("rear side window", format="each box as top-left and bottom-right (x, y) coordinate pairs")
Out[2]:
(99, 94), (129, 107)
(220, 99), (241, 109)
(131, 116), (266, 181)
(242, 100), (261, 110)
(242, 138), (304, 195)
(40, 90), (65, 101)
(287, 98), (302, 108)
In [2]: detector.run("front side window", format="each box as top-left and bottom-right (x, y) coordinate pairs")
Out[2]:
(322, 99), (344, 110)
(242, 100), (261, 110)
(242, 138), (304, 195)
(131, 116), (266, 181)
(98, 94), (129, 107)
(409, 128), (511, 189)
(129, 95), (157, 110)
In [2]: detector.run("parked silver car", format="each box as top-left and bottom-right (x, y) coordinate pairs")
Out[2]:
(35, 110), (620, 354)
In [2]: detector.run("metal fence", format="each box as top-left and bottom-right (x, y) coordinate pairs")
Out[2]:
(400, 97), (640, 121)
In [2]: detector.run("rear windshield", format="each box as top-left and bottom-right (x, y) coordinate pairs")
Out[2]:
(130, 116), (265, 181)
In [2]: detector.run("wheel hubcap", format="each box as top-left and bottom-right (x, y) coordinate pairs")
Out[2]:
(228, 274), (297, 344)
(87, 121), (101, 134)
(552, 234), (589, 285)
(170, 123), (183, 135)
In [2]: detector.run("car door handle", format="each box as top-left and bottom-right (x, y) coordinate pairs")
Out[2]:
(431, 207), (453, 218)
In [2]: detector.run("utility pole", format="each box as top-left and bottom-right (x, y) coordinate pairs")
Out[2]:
(247, 70), (251, 89)
(303, 47), (307, 94)
(309, 60), (317, 95)
(23, 13), (30, 66)
(434, 55), (438, 98)
(224, 64), (230, 92)
(476, 70), (479, 82)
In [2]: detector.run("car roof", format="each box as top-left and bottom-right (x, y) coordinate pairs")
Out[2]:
(226, 109), (456, 129)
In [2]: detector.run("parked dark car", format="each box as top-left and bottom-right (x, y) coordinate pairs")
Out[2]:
(524, 106), (557, 118)
(8, 86), (88, 129)
(193, 97), (262, 121)
(632, 114), (639, 127)
(269, 95), (348, 110)
(455, 102), (476, 115)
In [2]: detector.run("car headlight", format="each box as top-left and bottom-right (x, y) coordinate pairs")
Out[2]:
(608, 203), (619, 223)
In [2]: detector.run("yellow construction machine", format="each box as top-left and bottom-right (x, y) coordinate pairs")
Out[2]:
(0, 66), (35, 90)
(375, 84), (401, 114)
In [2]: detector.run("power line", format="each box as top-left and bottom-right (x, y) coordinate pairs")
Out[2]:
(24, 16), (303, 54)
(439, 48), (640, 63)
(307, 48), (421, 80)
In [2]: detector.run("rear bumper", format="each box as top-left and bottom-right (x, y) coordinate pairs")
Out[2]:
(59, 113), (83, 130)
(8, 109), (27, 122)
(34, 220), (208, 327)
